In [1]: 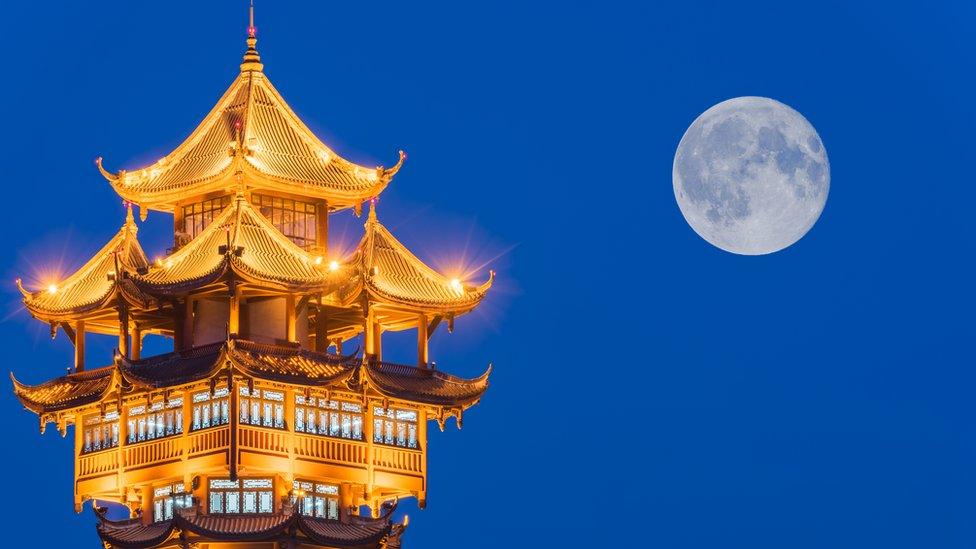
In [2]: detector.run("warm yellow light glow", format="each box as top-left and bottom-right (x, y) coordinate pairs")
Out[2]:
(155, 257), (163, 268)
(318, 150), (331, 164)
(314, 256), (323, 265)
(47, 284), (58, 295)
(165, 259), (173, 269)
(450, 278), (463, 292)
(328, 260), (340, 272)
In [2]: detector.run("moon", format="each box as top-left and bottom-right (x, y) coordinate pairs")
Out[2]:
(673, 97), (829, 255)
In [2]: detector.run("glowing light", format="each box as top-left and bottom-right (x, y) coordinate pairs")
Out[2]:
(314, 256), (323, 265)
(155, 257), (163, 268)
(449, 278), (463, 293)
(328, 260), (340, 272)
(47, 284), (58, 295)
(318, 150), (331, 164)
(165, 259), (173, 269)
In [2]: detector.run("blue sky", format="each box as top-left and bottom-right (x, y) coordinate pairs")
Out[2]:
(1, 1), (975, 547)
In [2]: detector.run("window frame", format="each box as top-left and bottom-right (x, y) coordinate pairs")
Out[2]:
(295, 395), (364, 441)
(292, 480), (340, 520)
(81, 410), (120, 454)
(191, 388), (230, 432)
(239, 387), (286, 430)
(251, 192), (318, 250)
(181, 196), (231, 240)
(126, 398), (183, 445)
(208, 477), (275, 515)
(372, 405), (419, 449)
(153, 482), (192, 523)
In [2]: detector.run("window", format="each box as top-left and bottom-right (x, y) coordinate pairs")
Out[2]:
(82, 411), (120, 453)
(153, 482), (192, 523)
(208, 478), (274, 514)
(191, 388), (229, 431)
(252, 193), (318, 250)
(296, 395), (363, 440)
(239, 387), (285, 429)
(373, 406), (418, 449)
(126, 399), (183, 444)
(181, 196), (231, 239)
(292, 480), (339, 520)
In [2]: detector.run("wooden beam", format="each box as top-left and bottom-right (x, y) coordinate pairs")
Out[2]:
(427, 316), (442, 341)
(130, 323), (141, 361)
(316, 201), (329, 256)
(229, 283), (240, 337)
(314, 297), (327, 352)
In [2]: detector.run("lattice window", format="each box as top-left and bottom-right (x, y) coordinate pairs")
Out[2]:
(153, 482), (192, 523)
(292, 480), (340, 520)
(126, 399), (183, 444)
(239, 387), (285, 429)
(295, 395), (363, 440)
(191, 388), (229, 431)
(373, 406), (418, 449)
(181, 196), (231, 240)
(82, 410), (120, 454)
(252, 193), (318, 250)
(208, 478), (274, 514)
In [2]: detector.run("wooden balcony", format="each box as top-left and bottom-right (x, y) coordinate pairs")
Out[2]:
(75, 423), (425, 503)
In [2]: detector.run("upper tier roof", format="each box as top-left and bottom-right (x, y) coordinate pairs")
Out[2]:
(128, 195), (346, 295)
(16, 208), (152, 325)
(95, 32), (404, 213)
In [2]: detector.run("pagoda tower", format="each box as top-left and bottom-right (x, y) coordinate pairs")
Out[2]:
(11, 6), (493, 549)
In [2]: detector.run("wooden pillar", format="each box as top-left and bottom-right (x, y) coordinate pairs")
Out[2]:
(184, 297), (195, 350)
(373, 322), (383, 361)
(417, 313), (428, 368)
(364, 305), (375, 357)
(316, 202), (329, 256)
(335, 337), (343, 355)
(229, 375), (239, 481)
(417, 408), (428, 508)
(131, 324), (142, 361)
(229, 285), (240, 337)
(140, 485), (153, 525)
(118, 404), (129, 505)
(173, 300), (184, 352)
(73, 411), (85, 513)
(118, 303), (129, 359)
(75, 320), (86, 372)
(314, 297), (327, 352)
(285, 294), (297, 343)
(285, 389), (296, 486)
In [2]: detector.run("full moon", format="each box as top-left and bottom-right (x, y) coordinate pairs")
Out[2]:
(673, 97), (829, 255)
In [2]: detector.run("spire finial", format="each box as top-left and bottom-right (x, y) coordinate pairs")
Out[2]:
(240, 0), (263, 72)
(368, 197), (378, 222)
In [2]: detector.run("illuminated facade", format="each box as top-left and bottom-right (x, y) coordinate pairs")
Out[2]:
(11, 8), (492, 548)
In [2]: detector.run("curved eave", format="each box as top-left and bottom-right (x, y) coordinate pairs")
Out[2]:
(175, 510), (294, 542)
(297, 514), (392, 548)
(227, 340), (359, 387)
(363, 361), (491, 409)
(240, 159), (394, 211)
(127, 259), (231, 297)
(96, 516), (176, 549)
(11, 367), (117, 415)
(363, 271), (493, 316)
(20, 283), (121, 322)
(119, 343), (227, 389)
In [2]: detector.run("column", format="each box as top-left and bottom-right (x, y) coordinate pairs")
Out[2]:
(373, 322), (383, 361)
(140, 485), (153, 525)
(316, 201), (329, 256)
(131, 324), (142, 361)
(285, 294), (297, 343)
(229, 285), (240, 336)
(75, 320), (86, 372)
(416, 313), (428, 368)
(364, 305), (375, 357)
(73, 412), (84, 513)
(229, 376), (239, 481)
(184, 297), (195, 350)
(314, 297), (327, 352)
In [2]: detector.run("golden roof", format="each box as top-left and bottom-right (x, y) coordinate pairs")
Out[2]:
(96, 31), (404, 213)
(336, 204), (493, 321)
(16, 208), (150, 324)
(129, 195), (345, 295)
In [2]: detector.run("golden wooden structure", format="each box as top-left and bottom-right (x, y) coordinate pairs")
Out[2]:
(11, 7), (492, 548)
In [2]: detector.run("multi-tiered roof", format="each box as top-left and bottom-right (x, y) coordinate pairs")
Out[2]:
(11, 7), (494, 549)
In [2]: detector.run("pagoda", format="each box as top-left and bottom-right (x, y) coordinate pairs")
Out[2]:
(11, 6), (493, 549)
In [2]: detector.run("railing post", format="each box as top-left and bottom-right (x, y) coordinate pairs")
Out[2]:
(285, 389), (296, 481)
(73, 413), (84, 512)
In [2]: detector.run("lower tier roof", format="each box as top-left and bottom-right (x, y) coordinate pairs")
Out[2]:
(95, 502), (402, 549)
(12, 339), (490, 416)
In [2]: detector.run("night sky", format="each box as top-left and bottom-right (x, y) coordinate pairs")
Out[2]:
(1, 1), (975, 547)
